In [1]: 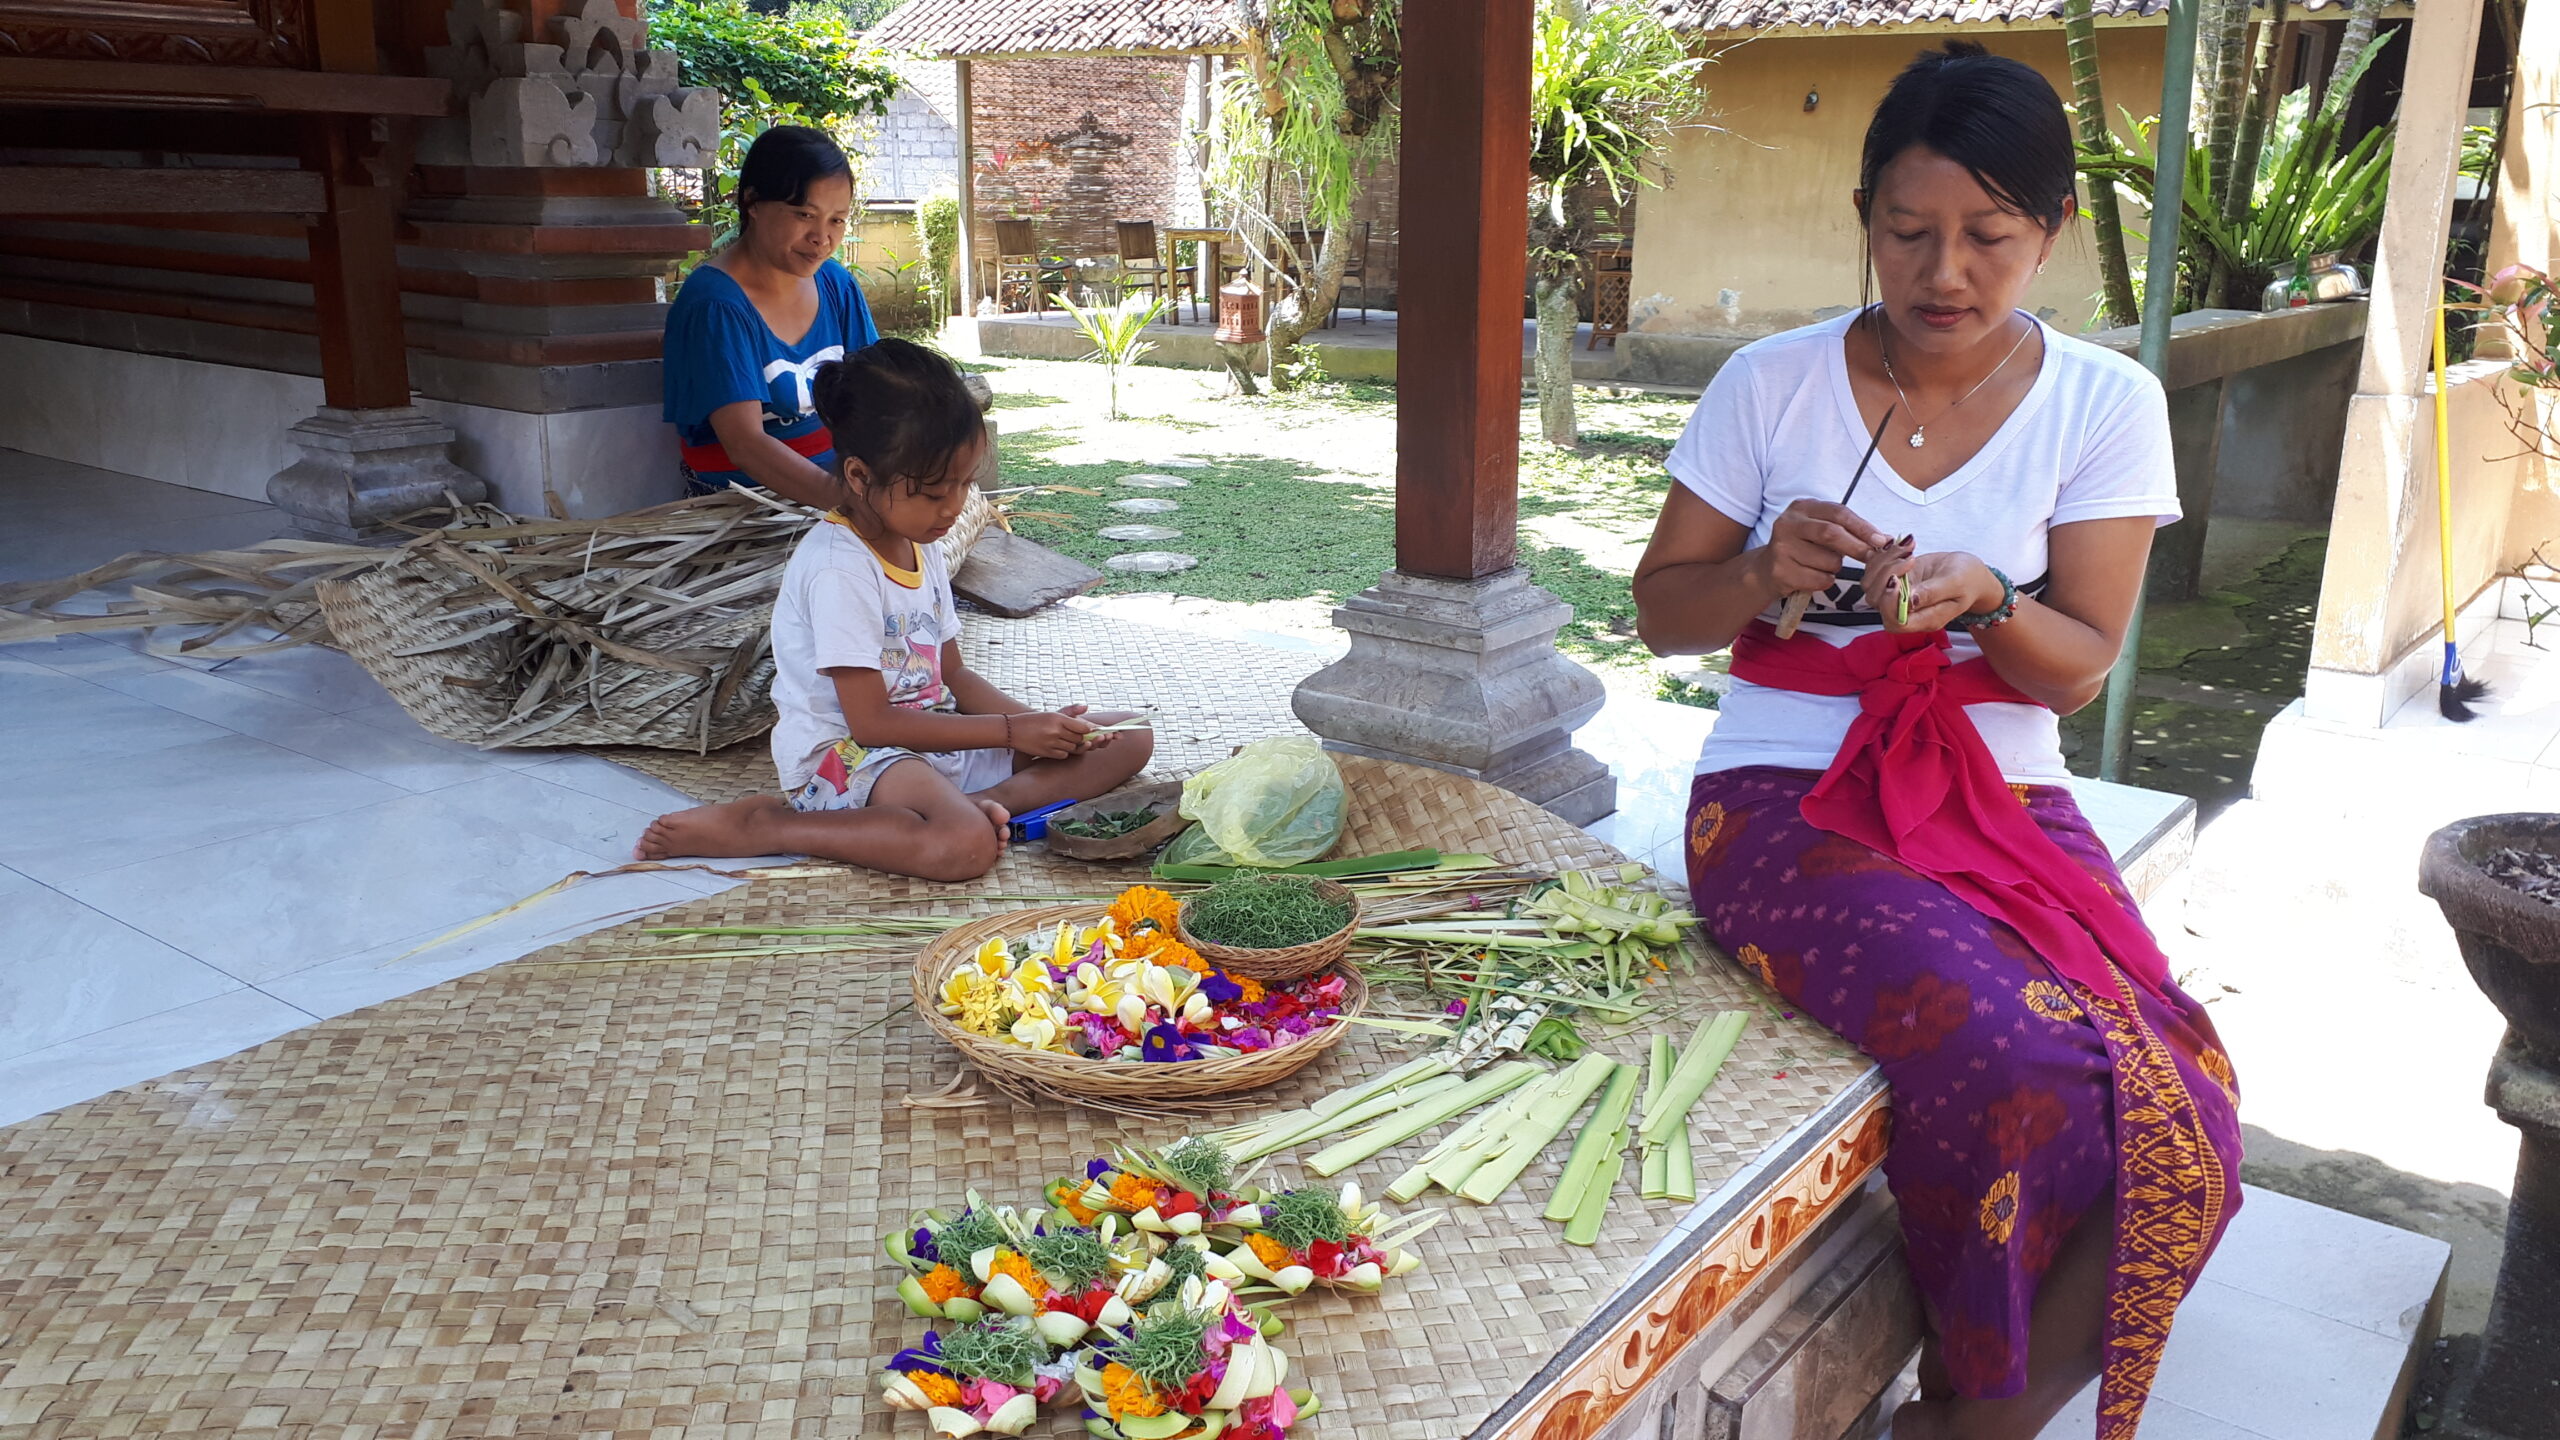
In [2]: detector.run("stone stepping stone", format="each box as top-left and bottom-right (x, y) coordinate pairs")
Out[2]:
(1105, 551), (1200, 575)
(1154, 458), (1208, 469)
(1119, 473), (1192, 489)
(1099, 524), (1183, 542)
(1109, 498), (1181, 515)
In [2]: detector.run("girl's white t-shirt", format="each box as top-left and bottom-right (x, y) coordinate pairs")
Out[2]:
(1668, 309), (2180, 783)
(767, 521), (965, 793)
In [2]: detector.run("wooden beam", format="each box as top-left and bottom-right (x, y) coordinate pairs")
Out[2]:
(956, 58), (979, 317)
(304, 116), (412, 410)
(1395, 0), (1532, 581)
(0, 58), (450, 115)
(0, 167), (325, 215)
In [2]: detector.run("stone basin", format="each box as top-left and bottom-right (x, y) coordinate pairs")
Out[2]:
(2419, 812), (2560, 1063)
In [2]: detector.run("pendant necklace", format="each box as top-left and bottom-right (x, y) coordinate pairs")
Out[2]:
(1873, 307), (2036, 450)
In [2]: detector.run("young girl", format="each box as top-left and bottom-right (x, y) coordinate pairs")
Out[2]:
(638, 339), (1154, 881)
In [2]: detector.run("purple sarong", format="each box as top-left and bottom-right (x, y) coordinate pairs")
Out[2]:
(1685, 766), (2243, 1438)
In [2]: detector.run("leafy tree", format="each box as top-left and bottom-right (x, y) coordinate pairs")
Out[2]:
(1526, 0), (1702, 447)
(1210, 0), (1401, 392)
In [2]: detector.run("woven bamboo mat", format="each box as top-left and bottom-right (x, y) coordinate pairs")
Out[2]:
(0, 757), (1868, 1440)
(591, 606), (1332, 804)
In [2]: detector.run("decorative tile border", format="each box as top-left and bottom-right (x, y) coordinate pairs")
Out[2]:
(1486, 1087), (1895, 1440)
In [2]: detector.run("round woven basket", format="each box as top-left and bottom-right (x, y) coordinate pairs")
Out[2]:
(1044, 780), (1189, 862)
(1176, 877), (1364, 983)
(910, 903), (1364, 1107)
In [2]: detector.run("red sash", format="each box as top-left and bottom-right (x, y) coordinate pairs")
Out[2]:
(679, 425), (832, 476)
(1729, 620), (2172, 1000)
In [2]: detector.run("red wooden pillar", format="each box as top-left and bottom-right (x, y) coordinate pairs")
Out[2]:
(1395, 0), (1534, 582)
(303, 115), (414, 411)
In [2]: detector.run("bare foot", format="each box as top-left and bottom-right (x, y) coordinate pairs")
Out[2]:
(635, 796), (791, 860)
(976, 799), (1011, 860)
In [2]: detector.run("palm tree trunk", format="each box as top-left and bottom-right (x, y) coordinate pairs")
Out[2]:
(2197, 0), (2254, 307)
(2227, 0), (2292, 305)
(2062, 0), (2140, 327)
(2327, 0), (2381, 111)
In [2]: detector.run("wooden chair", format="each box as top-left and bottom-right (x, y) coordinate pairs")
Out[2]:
(1332, 221), (1374, 327)
(987, 218), (1071, 314)
(1586, 245), (1633, 349)
(1113, 221), (1198, 323)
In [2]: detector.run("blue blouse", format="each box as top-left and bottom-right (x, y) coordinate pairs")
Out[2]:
(663, 258), (879, 488)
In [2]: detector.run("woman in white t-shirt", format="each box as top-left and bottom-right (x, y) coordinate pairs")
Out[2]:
(1632, 42), (2240, 1440)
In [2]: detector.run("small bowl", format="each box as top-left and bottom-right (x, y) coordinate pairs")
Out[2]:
(1177, 876), (1363, 983)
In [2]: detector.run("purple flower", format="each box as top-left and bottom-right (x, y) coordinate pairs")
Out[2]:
(1444, 999), (1468, 1017)
(1086, 1157), (1114, 1181)
(888, 1330), (950, 1377)
(1199, 971), (1244, 1005)
(911, 1225), (940, 1264)
(1140, 1023), (1200, 1062)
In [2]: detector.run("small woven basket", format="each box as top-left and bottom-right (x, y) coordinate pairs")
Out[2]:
(1044, 780), (1189, 862)
(911, 903), (1364, 1108)
(1176, 877), (1364, 983)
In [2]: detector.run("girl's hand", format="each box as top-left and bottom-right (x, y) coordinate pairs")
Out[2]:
(1764, 500), (1894, 597)
(1009, 710), (1095, 760)
(1059, 703), (1117, 751)
(1862, 550), (2005, 634)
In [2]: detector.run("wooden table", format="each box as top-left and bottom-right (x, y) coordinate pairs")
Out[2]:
(1161, 226), (1237, 306)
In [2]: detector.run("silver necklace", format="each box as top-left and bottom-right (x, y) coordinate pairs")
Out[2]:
(1872, 308), (2036, 449)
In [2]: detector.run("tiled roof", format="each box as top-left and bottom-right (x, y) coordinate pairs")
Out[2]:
(866, 0), (2362, 57)
(1652, 0), (2357, 30)
(865, 0), (1244, 58)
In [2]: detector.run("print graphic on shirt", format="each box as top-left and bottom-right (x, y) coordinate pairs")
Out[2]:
(763, 345), (847, 419)
(880, 608), (949, 709)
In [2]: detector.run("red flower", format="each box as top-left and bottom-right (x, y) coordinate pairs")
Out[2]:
(1156, 1189), (1202, 1218)
(1863, 973), (1972, 1062)
(1180, 1368), (1223, 1410)
(1306, 1238), (1345, 1276)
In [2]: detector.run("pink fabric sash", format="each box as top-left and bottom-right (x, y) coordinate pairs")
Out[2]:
(1729, 620), (2172, 1000)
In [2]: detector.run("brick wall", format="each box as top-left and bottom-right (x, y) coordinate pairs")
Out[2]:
(969, 56), (1189, 266)
(1346, 146), (1399, 313)
(853, 58), (962, 204)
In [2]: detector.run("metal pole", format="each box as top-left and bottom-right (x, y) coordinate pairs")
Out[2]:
(2097, 0), (2203, 783)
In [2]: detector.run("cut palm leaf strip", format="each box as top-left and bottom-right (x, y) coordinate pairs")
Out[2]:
(1637, 1010), (1751, 1154)
(1640, 1034), (1675, 1199)
(1305, 1061), (1543, 1177)
(1455, 1052), (1619, 1205)
(1543, 1061), (1640, 1222)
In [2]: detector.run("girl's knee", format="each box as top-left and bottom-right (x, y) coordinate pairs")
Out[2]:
(917, 819), (1002, 882)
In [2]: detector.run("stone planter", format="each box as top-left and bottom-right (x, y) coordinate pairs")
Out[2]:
(2417, 813), (2560, 1440)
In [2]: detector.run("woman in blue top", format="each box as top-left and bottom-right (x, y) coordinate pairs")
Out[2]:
(664, 125), (881, 506)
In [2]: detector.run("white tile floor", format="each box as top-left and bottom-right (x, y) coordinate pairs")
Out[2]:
(2, 450), (2448, 1440)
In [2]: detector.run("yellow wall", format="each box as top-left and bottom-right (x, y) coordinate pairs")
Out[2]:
(1632, 27), (2166, 338)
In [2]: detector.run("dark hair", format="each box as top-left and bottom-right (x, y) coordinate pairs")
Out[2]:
(1857, 41), (2076, 232)
(734, 125), (853, 227)
(811, 338), (983, 499)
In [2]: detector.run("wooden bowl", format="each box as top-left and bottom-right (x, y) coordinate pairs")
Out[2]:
(1044, 780), (1190, 862)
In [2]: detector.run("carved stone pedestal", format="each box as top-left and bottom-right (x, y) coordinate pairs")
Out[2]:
(267, 407), (490, 542)
(1291, 567), (1616, 825)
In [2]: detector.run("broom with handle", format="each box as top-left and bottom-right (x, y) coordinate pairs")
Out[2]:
(2435, 298), (2490, 721)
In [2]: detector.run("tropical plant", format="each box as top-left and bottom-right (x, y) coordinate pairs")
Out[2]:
(2448, 265), (2560, 460)
(1209, 0), (1401, 392)
(1526, 0), (1704, 448)
(2079, 32), (2396, 312)
(1056, 294), (1173, 420)
(916, 189), (961, 319)
(2060, 0), (2138, 328)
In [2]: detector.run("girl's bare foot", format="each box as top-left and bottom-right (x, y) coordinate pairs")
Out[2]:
(635, 796), (791, 860)
(975, 798), (1011, 857)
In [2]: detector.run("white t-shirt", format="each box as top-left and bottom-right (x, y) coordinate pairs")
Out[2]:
(768, 520), (965, 792)
(1668, 309), (2180, 783)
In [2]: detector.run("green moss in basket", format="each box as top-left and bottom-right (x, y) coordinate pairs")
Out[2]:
(1263, 1186), (1353, 1253)
(1184, 874), (1352, 950)
(1055, 808), (1160, 840)
(940, 1316), (1045, 1388)
(1111, 1304), (1212, 1392)
(1025, 1226), (1115, 1292)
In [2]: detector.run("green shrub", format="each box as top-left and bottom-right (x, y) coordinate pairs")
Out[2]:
(917, 190), (961, 317)
(645, 0), (899, 124)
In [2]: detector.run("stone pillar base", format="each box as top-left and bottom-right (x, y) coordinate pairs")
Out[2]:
(1291, 567), (1617, 825)
(267, 406), (491, 542)
(2439, 1036), (2560, 1440)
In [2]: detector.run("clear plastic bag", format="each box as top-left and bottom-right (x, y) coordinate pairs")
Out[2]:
(1173, 738), (1346, 868)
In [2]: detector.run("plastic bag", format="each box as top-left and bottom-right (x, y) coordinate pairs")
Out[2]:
(1174, 737), (1346, 869)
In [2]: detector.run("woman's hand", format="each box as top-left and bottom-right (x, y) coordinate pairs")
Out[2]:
(1861, 550), (2004, 634)
(1767, 500), (1895, 596)
(1007, 710), (1096, 760)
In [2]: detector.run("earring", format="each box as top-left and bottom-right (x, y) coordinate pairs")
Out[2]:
(2035, 261), (2047, 275)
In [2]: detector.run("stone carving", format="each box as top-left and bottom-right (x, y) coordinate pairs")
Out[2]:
(421, 0), (717, 169)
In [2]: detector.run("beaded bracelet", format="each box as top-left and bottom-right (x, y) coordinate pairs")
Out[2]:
(1954, 568), (2020, 631)
(1002, 713), (1018, 750)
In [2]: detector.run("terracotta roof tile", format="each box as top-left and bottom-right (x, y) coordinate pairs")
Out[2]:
(866, 0), (1243, 58)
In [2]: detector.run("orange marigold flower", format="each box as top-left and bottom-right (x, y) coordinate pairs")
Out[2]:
(912, 1371), (963, 1406)
(990, 1249), (1050, 1299)
(1246, 1232), (1295, 1268)
(920, 1264), (977, 1304)
(1060, 1190), (1102, 1225)
(1102, 1362), (1167, 1419)
(1234, 974), (1266, 1003)
(1108, 1172), (1164, 1212)
(1152, 940), (1211, 975)
(1109, 886), (1183, 939)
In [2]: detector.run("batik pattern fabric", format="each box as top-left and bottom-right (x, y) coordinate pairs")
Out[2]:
(1685, 766), (2241, 1438)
